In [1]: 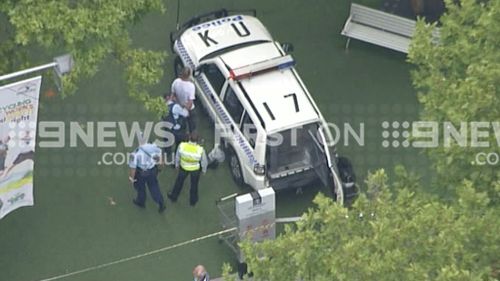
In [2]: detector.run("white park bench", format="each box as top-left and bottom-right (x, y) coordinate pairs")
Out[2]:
(341, 3), (418, 54)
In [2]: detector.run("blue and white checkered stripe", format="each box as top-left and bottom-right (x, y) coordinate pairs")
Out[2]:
(175, 39), (257, 166)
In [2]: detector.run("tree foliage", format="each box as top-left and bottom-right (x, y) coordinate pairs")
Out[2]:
(225, 169), (500, 281)
(408, 0), (500, 203)
(0, 0), (167, 117)
(223, 2), (500, 279)
(221, 2), (500, 280)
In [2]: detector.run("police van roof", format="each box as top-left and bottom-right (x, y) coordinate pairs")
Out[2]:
(221, 43), (321, 133)
(179, 15), (273, 65)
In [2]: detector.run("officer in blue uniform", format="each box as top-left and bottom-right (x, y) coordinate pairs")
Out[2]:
(162, 93), (189, 160)
(128, 135), (166, 213)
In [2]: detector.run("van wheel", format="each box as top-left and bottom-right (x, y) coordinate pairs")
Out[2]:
(173, 56), (184, 77)
(228, 147), (245, 187)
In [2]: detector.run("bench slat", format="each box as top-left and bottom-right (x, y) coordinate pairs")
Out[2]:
(342, 21), (410, 53)
(352, 15), (415, 37)
(340, 3), (432, 54)
(350, 3), (416, 37)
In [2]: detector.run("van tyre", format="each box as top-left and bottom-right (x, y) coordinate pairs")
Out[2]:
(336, 156), (359, 203)
(228, 146), (245, 187)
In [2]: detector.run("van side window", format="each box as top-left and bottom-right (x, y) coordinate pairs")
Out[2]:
(241, 112), (257, 148)
(223, 86), (244, 124)
(203, 64), (225, 94)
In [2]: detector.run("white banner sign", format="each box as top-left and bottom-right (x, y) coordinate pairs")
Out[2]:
(0, 76), (41, 219)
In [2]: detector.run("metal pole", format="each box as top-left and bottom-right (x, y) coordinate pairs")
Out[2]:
(175, 0), (181, 30)
(0, 62), (57, 82)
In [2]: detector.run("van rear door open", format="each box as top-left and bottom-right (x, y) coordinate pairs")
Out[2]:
(317, 126), (344, 204)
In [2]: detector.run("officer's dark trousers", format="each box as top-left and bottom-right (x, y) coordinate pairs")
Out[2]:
(163, 130), (186, 165)
(187, 109), (196, 133)
(134, 167), (164, 207)
(170, 168), (200, 205)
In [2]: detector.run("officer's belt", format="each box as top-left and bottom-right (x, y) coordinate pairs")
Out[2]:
(137, 166), (156, 172)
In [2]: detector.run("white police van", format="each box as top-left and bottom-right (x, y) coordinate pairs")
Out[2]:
(170, 10), (356, 203)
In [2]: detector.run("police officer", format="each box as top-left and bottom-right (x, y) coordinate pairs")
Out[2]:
(128, 133), (166, 213)
(167, 132), (207, 206)
(162, 93), (189, 158)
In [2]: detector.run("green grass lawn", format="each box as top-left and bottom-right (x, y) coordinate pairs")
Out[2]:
(0, 0), (429, 280)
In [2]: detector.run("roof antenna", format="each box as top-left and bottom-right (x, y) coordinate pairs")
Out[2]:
(176, 0), (181, 30)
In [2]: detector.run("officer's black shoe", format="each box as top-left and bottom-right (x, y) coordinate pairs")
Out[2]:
(167, 193), (177, 203)
(189, 200), (197, 206)
(158, 204), (166, 213)
(133, 199), (145, 209)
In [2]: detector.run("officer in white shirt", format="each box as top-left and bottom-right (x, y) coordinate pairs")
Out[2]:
(128, 134), (166, 213)
(171, 66), (196, 133)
